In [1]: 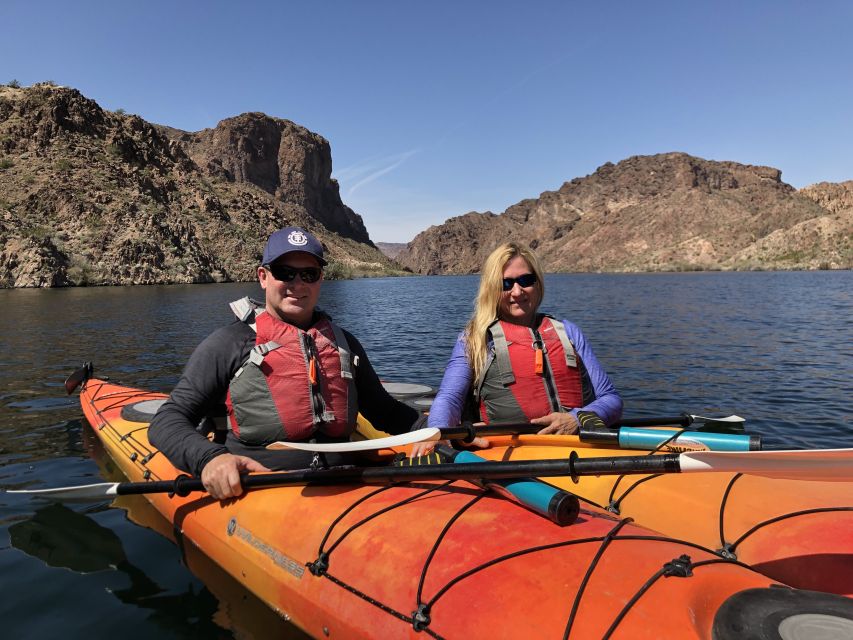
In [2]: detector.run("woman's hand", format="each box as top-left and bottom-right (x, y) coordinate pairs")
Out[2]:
(201, 453), (270, 500)
(530, 412), (579, 436)
(410, 439), (449, 458)
(409, 435), (491, 458)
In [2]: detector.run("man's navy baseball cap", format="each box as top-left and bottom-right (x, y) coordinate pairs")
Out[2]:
(262, 227), (327, 266)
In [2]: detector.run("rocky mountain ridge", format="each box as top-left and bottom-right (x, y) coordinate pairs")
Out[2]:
(397, 153), (851, 274)
(3, 84), (850, 286)
(375, 242), (408, 259)
(0, 83), (398, 287)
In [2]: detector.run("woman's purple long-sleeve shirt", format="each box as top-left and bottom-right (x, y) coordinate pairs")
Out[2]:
(428, 319), (622, 428)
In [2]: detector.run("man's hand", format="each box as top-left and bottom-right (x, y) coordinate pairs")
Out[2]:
(531, 412), (579, 436)
(201, 453), (270, 500)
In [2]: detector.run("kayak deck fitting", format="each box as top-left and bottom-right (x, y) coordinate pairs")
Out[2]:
(66, 378), (853, 639)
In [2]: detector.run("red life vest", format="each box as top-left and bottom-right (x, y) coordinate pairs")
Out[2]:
(474, 316), (584, 423)
(225, 298), (358, 445)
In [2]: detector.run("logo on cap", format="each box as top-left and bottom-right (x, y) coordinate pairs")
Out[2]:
(287, 230), (308, 246)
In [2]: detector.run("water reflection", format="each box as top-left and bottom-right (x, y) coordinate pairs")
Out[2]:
(3, 431), (308, 640)
(10, 502), (162, 590)
(8, 501), (304, 639)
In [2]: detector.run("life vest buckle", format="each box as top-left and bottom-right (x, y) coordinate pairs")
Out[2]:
(249, 341), (280, 366)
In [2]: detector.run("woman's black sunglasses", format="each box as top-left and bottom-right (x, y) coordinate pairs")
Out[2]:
(265, 264), (322, 283)
(502, 273), (537, 291)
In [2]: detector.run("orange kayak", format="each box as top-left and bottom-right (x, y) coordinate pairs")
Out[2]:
(475, 435), (853, 597)
(78, 379), (853, 639)
(358, 395), (853, 598)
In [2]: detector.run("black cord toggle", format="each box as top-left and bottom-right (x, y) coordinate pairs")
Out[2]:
(307, 551), (330, 576)
(412, 604), (432, 631)
(717, 544), (737, 560)
(662, 554), (693, 578)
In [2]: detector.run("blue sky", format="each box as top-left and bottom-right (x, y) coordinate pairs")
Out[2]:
(2, 1), (852, 242)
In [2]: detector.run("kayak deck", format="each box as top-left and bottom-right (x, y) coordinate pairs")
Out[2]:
(78, 379), (853, 638)
(478, 435), (853, 596)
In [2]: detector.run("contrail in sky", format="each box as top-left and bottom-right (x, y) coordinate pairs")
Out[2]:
(338, 149), (421, 196)
(338, 48), (577, 197)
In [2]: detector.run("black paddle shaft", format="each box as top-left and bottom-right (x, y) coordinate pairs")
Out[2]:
(617, 414), (693, 428)
(116, 475), (205, 496)
(434, 415), (703, 442)
(114, 454), (684, 497)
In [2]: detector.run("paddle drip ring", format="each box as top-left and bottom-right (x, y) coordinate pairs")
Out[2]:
(568, 450), (581, 484)
(451, 422), (478, 448)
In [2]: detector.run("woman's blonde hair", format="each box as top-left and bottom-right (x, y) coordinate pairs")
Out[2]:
(464, 242), (545, 382)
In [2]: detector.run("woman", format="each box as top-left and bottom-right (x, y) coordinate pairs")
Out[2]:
(415, 243), (622, 455)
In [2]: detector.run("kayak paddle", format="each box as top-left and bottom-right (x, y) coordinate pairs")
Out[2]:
(64, 362), (93, 395)
(618, 413), (746, 433)
(268, 417), (749, 454)
(268, 427), (443, 452)
(9, 448), (852, 501)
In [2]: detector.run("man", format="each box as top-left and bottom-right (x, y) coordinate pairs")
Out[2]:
(149, 227), (421, 499)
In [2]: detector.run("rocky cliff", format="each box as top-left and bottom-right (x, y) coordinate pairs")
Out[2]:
(0, 83), (395, 287)
(397, 153), (852, 274)
(799, 180), (853, 214)
(4, 86), (850, 285)
(375, 242), (408, 259)
(160, 113), (370, 243)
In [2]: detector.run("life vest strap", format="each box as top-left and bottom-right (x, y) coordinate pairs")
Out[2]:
(249, 341), (281, 366)
(329, 323), (354, 380)
(472, 351), (493, 405)
(230, 296), (263, 332)
(472, 320), (516, 405)
(547, 318), (578, 368)
(327, 321), (359, 427)
(486, 321), (516, 386)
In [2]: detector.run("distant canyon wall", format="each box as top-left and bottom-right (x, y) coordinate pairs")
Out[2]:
(2, 84), (850, 288)
(396, 153), (852, 274)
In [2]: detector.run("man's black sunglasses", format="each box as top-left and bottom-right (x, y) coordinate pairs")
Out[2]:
(502, 273), (537, 291)
(265, 264), (322, 283)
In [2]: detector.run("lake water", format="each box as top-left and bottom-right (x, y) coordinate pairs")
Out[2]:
(0, 271), (850, 637)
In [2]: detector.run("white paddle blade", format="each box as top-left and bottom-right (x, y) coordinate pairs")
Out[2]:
(7, 482), (120, 500)
(680, 448), (853, 482)
(266, 427), (443, 452)
(689, 414), (745, 423)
